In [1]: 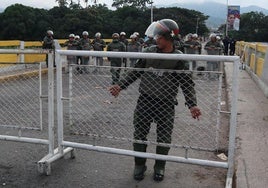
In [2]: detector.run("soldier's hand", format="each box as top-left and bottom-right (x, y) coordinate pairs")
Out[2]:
(190, 106), (201, 120)
(109, 85), (121, 98)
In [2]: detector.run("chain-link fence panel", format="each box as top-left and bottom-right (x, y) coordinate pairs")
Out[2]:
(62, 64), (226, 152)
(0, 63), (47, 130)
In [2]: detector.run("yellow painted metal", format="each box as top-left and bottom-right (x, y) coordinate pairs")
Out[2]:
(256, 58), (264, 77)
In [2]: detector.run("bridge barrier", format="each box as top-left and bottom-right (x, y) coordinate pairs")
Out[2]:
(236, 41), (268, 97)
(0, 39), (113, 65)
(0, 48), (239, 187)
(54, 50), (239, 188)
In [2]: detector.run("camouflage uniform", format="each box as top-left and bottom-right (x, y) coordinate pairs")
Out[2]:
(63, 37), (79, 73)
(204, 40), (223, 72)
(184, 39), (202, 70)
(127, 40), (141, 67)
(117, 45), (197, 171)
(79, 37), (93, 73)
(42, 35), (54, 67)
(107, 39), (126, 84)
(92, 37), (106, 66)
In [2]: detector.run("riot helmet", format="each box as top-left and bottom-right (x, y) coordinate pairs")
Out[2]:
(145, 19), (179, 39)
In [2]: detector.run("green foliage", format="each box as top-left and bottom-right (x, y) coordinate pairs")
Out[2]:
(0, 4), (209, 40)
(112, 0), (152, 9)
(218, 11), (268, 42)
(235, 11), (268, 42)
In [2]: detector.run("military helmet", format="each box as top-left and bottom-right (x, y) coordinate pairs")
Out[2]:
(133, 32), (140, 36)
(145, 19), (179, 38)
(82, 31), (89, 36)
(192, 33), (198, 38)
(112, 33), (119, 39)
(69, 33), (75, 38)
(209, 33), (217, 39)
(47, 30), (54, 35)
(95, 32), (101, 38)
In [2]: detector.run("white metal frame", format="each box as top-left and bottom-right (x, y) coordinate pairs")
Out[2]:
(0, 49), (239, 187)
(0, 49), (63, 175)
(47, 50), (239, 188)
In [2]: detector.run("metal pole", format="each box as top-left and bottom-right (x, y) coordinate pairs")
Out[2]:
(225, 57), (240, 188)
(225, 0), (229, 36)
(48, 52), (55, 155)
(56, 52), (64, 155)
(195, 17), (199, 34)
(150, 1), (153, 23)
(39, 63), (43, 131)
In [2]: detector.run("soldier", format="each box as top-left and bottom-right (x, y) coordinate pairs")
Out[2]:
(109, 19), (201, 182)
(119, 32), (128, 67)
(92, 32), (106, 66)
(75, 35), (82, 65)
(173, 34), (184, 53)
(143, 35), (156, 49)
(42, 30), (54, 67)
(216, 36), (225, 55)
(133, 32), (144, 45)
(229, 38), (236, 56)
(183, 33), (201, 70)
(127, 34), (141, 67)
(107, 33), (126, 84)
(119, 32), (129, 47)
(204, 33), (223, 73)
(78, 31), (93, 73)
(222, 36), (230, 55)
(63, 33), (79, 73)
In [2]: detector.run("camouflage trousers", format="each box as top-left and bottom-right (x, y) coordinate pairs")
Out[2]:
(133, 94), (175, 169)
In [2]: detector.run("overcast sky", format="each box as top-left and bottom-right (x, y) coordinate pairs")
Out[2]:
(1, 0), (268, 10)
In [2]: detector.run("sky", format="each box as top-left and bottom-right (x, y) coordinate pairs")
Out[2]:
(1, 0), (268, 10)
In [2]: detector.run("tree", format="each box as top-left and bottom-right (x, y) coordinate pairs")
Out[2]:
(112, 0), (153, 10)
(55, 0), (68, 7)
(229, 11), (268, 42)
(0, 4), (210, 40)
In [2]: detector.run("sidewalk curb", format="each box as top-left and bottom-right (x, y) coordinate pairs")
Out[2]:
(0, 68), (48, 83)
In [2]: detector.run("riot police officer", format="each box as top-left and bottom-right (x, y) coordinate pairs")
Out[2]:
(109, 19), (201, 182)
(107, 33), (126, 84)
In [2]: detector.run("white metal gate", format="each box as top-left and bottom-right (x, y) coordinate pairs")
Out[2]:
(0, 49), (62, 173)
(40, 50), (239, 188)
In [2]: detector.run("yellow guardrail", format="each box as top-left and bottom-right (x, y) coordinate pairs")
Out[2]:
(236, 41), (268, 77)
(0, 39), (113, 64)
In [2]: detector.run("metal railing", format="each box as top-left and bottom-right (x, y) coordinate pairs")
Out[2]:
(0, 48), (240, 187)
(0, 49), (62, 175)
(49, 50), (239, 188)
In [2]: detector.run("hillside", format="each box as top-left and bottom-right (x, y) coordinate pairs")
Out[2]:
(156, 1), (268, 29)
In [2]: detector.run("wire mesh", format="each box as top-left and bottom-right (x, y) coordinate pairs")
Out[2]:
(0, 63), (46, 130)
(63, 64), (226, 152)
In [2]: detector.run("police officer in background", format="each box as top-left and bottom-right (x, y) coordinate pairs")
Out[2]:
(109, 19), (201, 182)
(107, 33), (126, 84)
(184, 33), (201, 70)
(42, 30), (54, 67)
(204, 33), (223, 73)
(92, 32), (106, 66)
(127, 34), (142, 67)
(75, 35), (82, 65)
(119, 32), (128, 67)
(63, 33), (79, 73)
(78, 31), (93, 73)
(143, 35), (156, 49)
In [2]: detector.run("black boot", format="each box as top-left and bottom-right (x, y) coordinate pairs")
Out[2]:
(133, 143), (147, 180)
(153, 146), (170, 181)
